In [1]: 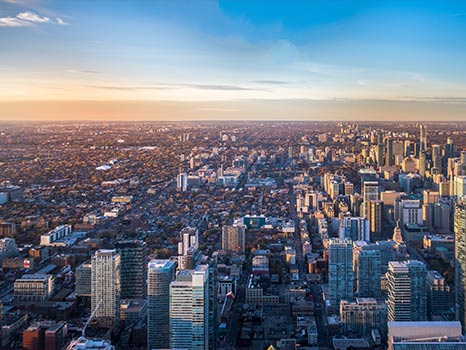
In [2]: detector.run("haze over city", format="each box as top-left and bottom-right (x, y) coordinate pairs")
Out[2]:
(2, 0), (466, 120)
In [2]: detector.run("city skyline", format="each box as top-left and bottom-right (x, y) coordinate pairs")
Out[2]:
(2, 1), (466, 121)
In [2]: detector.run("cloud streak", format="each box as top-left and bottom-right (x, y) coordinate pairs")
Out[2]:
(86, 82), (263, 92)
(0, 11), (68, 27)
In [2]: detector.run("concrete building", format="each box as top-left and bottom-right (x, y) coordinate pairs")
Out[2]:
(147, 259), (176, 350)
(340, 298), (387, 338)
(178, 227), (199, 270)
(387, 261), (427, 322)
(221, 223), (246, 253)
(170, 265), (209, 350)
(14, 274), (54, 302)
(91, 249), (121, 328)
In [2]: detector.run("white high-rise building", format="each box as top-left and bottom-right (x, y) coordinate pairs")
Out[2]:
(455, 176), (466, 197)
(178, 227), (199, 270)
(91, 249), (121, 328)
(147, 259), (176, 350)
(387, 260), (427, 322)
(170, 265), (209, 350)
(177, 172), (188, 192)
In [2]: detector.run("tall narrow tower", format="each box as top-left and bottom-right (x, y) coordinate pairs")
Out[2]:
(170, 265), (209, 350)
(91, 249), (121, 329)
(455, 198), (466, 330)
(147, 259), (176, 350)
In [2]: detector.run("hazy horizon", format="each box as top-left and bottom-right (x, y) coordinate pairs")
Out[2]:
(2, 0), (466, 121)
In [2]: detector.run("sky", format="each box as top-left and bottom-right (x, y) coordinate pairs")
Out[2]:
(1, 0), (466, 121)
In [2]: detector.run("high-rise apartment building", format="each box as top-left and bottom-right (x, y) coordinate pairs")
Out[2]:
(328, 239), (354, 306)
(221, 224), (246, 253)
(170, 265), (209, 350)
(357, 250), (381, 298)
(420, 124), (427, 153)
(147, 259), (176, 350)
(387, 260), (427, 322)
(178, 227), (199, 270)
(91, 249), (121, 328)
(115, 240), (147, 299)
(455, 197), (466, 329)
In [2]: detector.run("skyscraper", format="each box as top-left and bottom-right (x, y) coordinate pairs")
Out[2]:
(418, 151), (426, 177)
(91, 249), (121, 328)
(420, 124), (427, 153)
(178, 227), (199, 270)
(170, 265), (209, 350)
(455, 197), (466, 330)
(115, 240), (147, 299)
(328, 239), (354, 306)
(147, 259), (176, 350)
(221, 224), (246, 253)
(357, 250), (381, 298)
(387, 260), (427, 322)
(177, 172), (188, 192)
(386, 138), (394, 166)
(368, 200), (383, 236)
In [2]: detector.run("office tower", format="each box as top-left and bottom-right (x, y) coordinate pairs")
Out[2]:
(418, 151), (426, 177)
(91, 249), (121, 328)
(455, 198), (466, 329)
(170, 265), (209, 350)
(357, 250), (381, 298)
(426, 270), (451, 318)
(178, 227), (199, 270)
(387, 260), (427, 322)
(368, 200), (383, 236)
(363, 181), (379, 202)
(328, 239), (354, 306)
(386, 138), (394, 166)
(75, 262), (92, 297)
(115, 240), (147, 299)
(288, 146), (293, 159)
(147, 259), (176, 350)
(177, 172), (188, 192)
(376, 143), (384, 167)
(445, 137), (456, 159)
(221, 224), (246, 253)
(420, 124), (427, 153)
(339, 216), (370, 241)
(340, 298), (387, 338)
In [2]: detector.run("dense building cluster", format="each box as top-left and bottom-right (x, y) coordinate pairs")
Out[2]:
(1, 121), (466, 349)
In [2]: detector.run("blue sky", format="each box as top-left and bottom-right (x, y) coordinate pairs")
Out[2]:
(1, 0), (466, 120)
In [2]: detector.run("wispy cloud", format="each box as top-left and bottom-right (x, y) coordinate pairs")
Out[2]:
(16, 11), (49, 23)
(253, 80), (290, 85)
(184, 83), (259, 91)
(86, 82), (262, 91)
(65, 69), (100, 74)
(55, 17), (69, 26)
(0, 11), (69, 27)
(86, 84), (172, 91)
